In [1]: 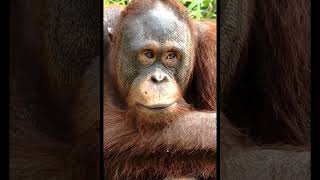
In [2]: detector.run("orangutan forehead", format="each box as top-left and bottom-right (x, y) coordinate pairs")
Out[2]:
(122, 2), (191, 46)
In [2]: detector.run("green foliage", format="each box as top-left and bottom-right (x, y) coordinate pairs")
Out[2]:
(104, 0), (216, 19)
(104, 0), (131, 6)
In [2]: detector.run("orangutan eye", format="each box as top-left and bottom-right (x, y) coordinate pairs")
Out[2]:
(167, 52), (177, 59)
(143, 50), (154, 58)
(163, 51), (180, 68)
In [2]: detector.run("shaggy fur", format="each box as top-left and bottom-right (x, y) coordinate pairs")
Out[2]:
(220, 0), (310, 179)
(10, 0), (100, 179)
(221, 0), (310, 146)
(104, 0), (216, 179)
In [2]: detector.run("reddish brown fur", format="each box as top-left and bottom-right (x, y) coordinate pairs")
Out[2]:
(104, 0), (216, 179)
(10, 0), (100, 179)
(221, 0), (310, 147)
(254, 0), (310, 145)
(218, 1), (310, 178)
(104, 101), (216, 179)
(189, 20), (216, 110)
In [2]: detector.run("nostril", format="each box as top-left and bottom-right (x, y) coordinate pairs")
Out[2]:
(151, 76), (158, 83)
(151, 76), (161, 82)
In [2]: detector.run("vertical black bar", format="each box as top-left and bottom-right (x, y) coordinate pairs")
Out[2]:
(310, 0), (315, 179)
(310, 1), (312, 179)
(100, 0), (104, 179)
(216, 0), (220, 179)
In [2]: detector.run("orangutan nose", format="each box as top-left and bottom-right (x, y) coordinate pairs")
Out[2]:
(151, 70), (168, 83)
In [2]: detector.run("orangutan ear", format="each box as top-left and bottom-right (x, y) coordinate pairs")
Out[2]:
(108, 27), (114, 42)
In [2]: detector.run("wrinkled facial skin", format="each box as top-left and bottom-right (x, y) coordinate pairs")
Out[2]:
(115, 2), (194, 111)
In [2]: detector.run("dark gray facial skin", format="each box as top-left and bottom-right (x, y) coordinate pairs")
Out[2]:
(115, 2), (194, 98)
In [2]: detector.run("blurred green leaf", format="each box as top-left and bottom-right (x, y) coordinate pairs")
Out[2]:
(187, 1), (198, 10)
